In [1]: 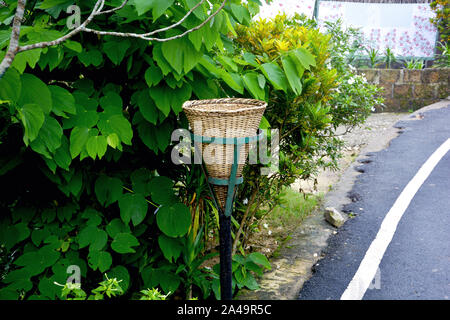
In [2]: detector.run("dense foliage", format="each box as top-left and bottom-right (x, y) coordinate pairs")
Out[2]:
(0, 2), (382, 300)
(430, 0), (449, 43)
(217, 15), (383, 252)
(0, 0), (270, 300)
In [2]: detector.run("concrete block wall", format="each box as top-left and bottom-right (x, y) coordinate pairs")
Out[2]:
(357, 68), (449, 112)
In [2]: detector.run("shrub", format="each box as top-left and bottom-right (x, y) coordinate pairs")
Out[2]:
(430, 0), (449, 43)
(0, 0), (264, 300)
(205, 14), (383, 253)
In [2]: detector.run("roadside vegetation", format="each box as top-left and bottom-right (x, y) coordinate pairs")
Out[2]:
(0, 1), (382, 300)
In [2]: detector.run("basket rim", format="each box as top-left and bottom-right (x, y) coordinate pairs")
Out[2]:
(182, 98), (267, 114)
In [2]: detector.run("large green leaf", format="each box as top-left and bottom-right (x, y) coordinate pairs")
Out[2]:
(18, 73), (52, 114)
(105, 266), (130, 291)
(281, 55), (303, 95)
(261, 62), (288, 92)
(78, 225), (108, 252)
(14, 246), (60, 276)
(148, 176), (177, 205)
(12, 49), (42, 74)
(134, 0), (175, 19)
(88, 250), (112, 273)
(69, 126), (90, 158)
(248, 252), (271, 270)
(49, 85), (76, 118)
(18, 104), (45, 145)
(111, 233), (139, 254)
(30, 115), (63, 157)
(161, 36), (201, 74)
(95, 175), (123, 206)
(144, 65), (163, 87)
(86, 135), (108, 160)
(242, 73), (265, 100)
(153, 44), (172, 76)
(53, 136), (72, 170)
(158, 234), (183, 263)
(230, 3), (250, 24)
(108, 115), (133, 145)
(99, 91), (123, 115)
(103, 39), (131, 65)
(151, 0), (175, 20)
(292, 47), (316, 70)
(149, 86), (171, 117)
(137, 90), (158, 125)
(156, 203), (191, 238)
(130, 168), (153, 196)
(78, 49), (103, 67)
(106, 219), (130, 239)
(200, 57), (243, 94)
(118, 193), (148, 226)
(0, 67), (21, 103)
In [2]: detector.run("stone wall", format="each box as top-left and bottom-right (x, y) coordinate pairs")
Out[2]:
(357, 68), (449, 112)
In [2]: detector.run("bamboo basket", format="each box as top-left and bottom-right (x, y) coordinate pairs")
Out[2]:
(182, 98), (267, 210)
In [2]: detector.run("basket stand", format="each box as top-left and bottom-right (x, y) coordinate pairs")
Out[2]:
(191, 131), (265, 300)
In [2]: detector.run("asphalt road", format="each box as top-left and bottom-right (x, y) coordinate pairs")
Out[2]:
(298, 104), (450, 300)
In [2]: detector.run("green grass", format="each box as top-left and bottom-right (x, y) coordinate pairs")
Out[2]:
(266, 188), (323, 230)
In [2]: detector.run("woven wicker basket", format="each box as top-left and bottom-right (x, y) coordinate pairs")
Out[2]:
(182, 98), (267, 210)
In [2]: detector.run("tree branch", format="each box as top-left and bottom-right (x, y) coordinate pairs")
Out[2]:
(81, 0), (226, 42)
(17, 0), (104, 53)
(0, 0), (27, 78)
(0, 0), (227, 78)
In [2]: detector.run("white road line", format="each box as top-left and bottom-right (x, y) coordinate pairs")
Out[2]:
(341, 138), (450, 300)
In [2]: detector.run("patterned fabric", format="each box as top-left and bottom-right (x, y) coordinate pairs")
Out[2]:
(256, 0), (317, 19)
(318, 2), (438, 57)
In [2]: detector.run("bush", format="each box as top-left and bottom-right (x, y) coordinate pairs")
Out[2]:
(211, 14), (383, 253)
(0, 0), (266, 300)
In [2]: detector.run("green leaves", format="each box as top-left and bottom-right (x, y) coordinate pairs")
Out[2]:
(14, 246), (60, 276)
(243, 73), (266, 100)
(107, 115), (133, 145)
(0, 67), (21, 103)
(78, 225), (108, 252)
(161, 36), (202, 75)
(100, 92), (123, 115)
(78, 49), (103, 67)
(144, 66), (163, 87)
(199, 57), (244, 94)
(137, 90), (158, 124)
(230, 3), (250, 24)
(103, 39), (131, 65)
(281, 55), (303, 95)
(156, 203), (191, 238)
(248, 252), (271, 270)
(111, 233), (139, 254)
(88, 251), (112, 273)
(86, 135), (108, 160)
(148, 176), (177, 205)
(260, 62), (288, 92)
(18, 73), (52, 114)
(292, 47), (316, 70)
(158, 235), (183, 263)
(118, 193), (148, 226)
(149, 84), (192, 118)
(18, 104), (45, 145)
(49, 85), (76, 118)
(69, 127), (89, 158)
(95, 175), (123, 206)
(134, 0), (175, 20)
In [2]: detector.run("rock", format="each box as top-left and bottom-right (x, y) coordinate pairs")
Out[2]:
(324, 207), (345, 228)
